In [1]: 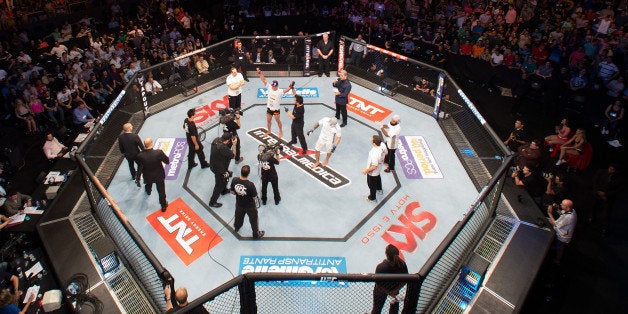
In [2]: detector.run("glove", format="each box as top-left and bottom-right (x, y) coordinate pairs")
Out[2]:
(290, 81), (295, 89)
(307, 130), (313, 136)
(284, 107), (289, 112)
(223, 172), (230, 178)
(331, 145), (337, 153)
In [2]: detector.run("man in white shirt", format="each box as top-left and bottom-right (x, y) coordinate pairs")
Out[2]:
(226, 67), (245, 110)
(144, 76), (162, 95)
(307, 117), (342, 168)
(50, 41), (69, 59)
(256, 68), (294, 138)
(43, 132), (68, 160)
(381, 115), (401, 172)
(547, 199), (577, 264)
(363, 135), (385, 202)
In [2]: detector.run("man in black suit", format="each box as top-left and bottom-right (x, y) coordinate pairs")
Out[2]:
(208, 133), (235, 208)
(136, 138), (170, 212)
(118, 123), (144, 179)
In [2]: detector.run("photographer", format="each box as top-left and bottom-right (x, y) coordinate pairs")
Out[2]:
(258, 144), (281, 206)
(222, 109), (243, 164)
(511, 165), (545, 207)
(547, 199), (577, 265)
(286, 94), (307, 154)
(208, 133), (235, 208)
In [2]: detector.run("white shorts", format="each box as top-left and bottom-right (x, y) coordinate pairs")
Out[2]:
(315, 139), (333, 153)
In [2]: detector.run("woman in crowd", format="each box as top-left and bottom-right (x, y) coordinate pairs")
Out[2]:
(545, 118), (572, 147)
(556, 128), (587, 165)
(14, 98), (37, 133)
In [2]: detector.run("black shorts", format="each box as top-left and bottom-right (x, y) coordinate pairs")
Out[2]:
(267, 108), (280, 116)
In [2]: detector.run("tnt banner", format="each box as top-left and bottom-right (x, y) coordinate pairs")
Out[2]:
(147, 198), (222, 266)
(239, 255), (348, 287)
(347, 93), (392, 122)
(396, 136), (443, 179)
(257, 87), (319, 98)
(154, 138), (188, 180)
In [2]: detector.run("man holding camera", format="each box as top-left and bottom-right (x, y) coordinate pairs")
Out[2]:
(184, 109), (210, 169)
(259, 145), (281, 206)
(208, 133), (235, 208)
(547, 199), (577, 264)
(223, 109), (243, 164)
(307, 117), (342, 168)
(256, 68), (294, 139)
(285, 93), (307, 154)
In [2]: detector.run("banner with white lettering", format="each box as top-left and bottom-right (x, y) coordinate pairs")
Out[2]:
(396, 135), (443, 179)
(346, 93), (392, 122)
(257, 87), (319, 98)
(147, 198), (222, 266)
(154, 138), (188, 180)
(239, 255), (348, 287)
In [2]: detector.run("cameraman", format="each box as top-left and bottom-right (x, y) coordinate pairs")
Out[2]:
(286, 94), (307, 154)
(223, 109), (243, 164)
(208, 133), (235, 208)
(547, 199), (577, 264)
(259, 145), (281, 206)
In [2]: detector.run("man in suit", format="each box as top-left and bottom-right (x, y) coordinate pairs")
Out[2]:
(208, 133), (235, 208)
(118, 123), (144, 179)
(136, 138), (170, 212)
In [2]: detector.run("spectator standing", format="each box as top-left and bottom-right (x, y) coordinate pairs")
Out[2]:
(226, 67), (245, 110)
(348, 34), (367, 67)
(547, 199), (577, 264)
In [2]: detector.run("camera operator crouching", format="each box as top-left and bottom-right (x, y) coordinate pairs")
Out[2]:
(258, 143), (282, 205)
(220, 108), (244, 164)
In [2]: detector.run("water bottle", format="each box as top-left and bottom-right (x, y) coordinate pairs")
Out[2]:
(36, 200), (41, 208)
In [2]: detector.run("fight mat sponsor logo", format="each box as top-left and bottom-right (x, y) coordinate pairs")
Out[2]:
(147, 198), (222, 266)
(192, 95), (231, 128)
(257, 87), (319, 98)
(239, 255), (348, 287)
(396, 136), (443, 179)
(247, 128), (350, 189)
(360, 194), (437, 260)
(347, 93), (392, 122)
(155, 138), (188, 180)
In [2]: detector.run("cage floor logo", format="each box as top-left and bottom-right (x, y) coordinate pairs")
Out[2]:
(154, 138), (188, 180)
(347, 93), (392, 122)
(147, 198), (222, 266)
(247, 128), (350, 189)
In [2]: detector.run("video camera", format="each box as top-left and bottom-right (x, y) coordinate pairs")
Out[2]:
(219, 108), (243, 124)
(257, 143), (284, 162)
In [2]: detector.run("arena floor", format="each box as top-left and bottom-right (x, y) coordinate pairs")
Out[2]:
(106, 75), (478, 301)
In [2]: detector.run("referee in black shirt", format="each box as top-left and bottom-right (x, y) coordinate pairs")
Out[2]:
(286, 94), (307, 154)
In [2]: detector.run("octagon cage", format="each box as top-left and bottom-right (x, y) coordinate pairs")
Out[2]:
(72, 33), (514, 313)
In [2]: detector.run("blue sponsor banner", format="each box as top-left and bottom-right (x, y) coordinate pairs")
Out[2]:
(239, 255), (348, 287)
(257, 87), (319, 98)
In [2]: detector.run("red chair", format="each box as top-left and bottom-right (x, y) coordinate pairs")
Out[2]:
(565, 142), (593, 170)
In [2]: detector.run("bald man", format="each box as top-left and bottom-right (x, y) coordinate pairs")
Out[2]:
(118, 123), (144, 178)
(135, 138), (170, 212)
(165, 286), (209, 313)
(547, 199), (577, 264)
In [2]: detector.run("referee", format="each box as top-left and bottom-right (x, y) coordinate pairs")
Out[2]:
(286, 94), (307, 154)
